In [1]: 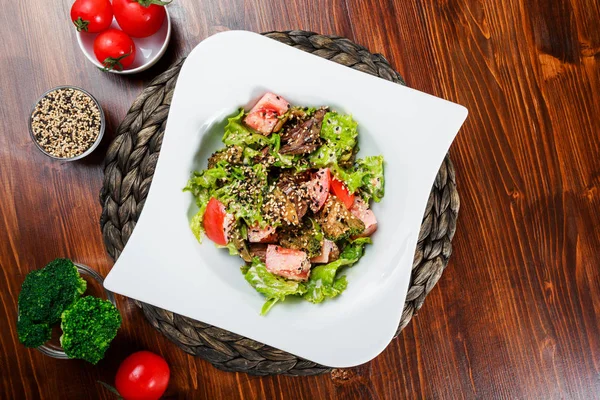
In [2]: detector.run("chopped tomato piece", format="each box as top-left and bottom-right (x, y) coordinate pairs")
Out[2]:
(306, 168), (331, 212)
(310, 239), (339, 264)
(350, 198), (377, 237)
(265, 245), (311, 281)
(248, 224), (278, 243)
(244, 92), (290, 135)
(330, 178), (355, 209)
(203, 197), (230, 246)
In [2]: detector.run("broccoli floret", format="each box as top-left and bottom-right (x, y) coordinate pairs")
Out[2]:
(17, 318), (52, 348)
(17, 258), (87, 347)
(60, 296), (122, 364)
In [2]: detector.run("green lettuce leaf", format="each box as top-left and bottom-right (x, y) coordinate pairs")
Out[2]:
(242, 147), (261, 164)
(303, 260), (351, 303)
(189, 211), (204, 242)
(329, 156), (385, 202)
(184, 162), (229, 242)
(309, 112), (358, 168)
(353, 156), (385, 202)
(212, 163), (268, 227)
(308, 143), (339, 168)
(222, 113), (298, 169)
(184, 162), (228, 196)
(340, 237), (372, 259)
(244, 259), (307, 315)
(303, 237), (372, 303)
(320, 112), (358, 150)
(269, 136), (296, 167)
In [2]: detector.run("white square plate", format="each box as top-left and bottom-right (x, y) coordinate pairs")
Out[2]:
(104, 31), (468, 368)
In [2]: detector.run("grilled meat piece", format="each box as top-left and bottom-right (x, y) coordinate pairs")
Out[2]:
(311, 239), (340, 264)
(208, 145), (243, 169)
(279, 108), (326, 155)
(276, 172), (311, 221)
(249, 243), (268, 262)
(316, 195), (365, 241)
(228, 225), (252, 262)
(263, 186), (299, 225)
(279, 219), (324, 258)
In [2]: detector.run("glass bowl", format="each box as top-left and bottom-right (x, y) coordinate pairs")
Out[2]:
(36, 263), (116, 359)
(29, 85), (106, 161)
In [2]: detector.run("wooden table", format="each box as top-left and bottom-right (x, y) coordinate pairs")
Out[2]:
(2, 0), (599, 398)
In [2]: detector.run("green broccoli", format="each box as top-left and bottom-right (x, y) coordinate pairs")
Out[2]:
(17, 258), (87, 348)
(17, 318), (52, 348)
(60, 296), (122, 364)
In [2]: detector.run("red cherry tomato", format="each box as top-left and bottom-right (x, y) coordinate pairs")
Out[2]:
(112, 0), (168, 38)
(93, 29), (136, 71)
(330, 178), (355, 209)
(70, 0), (113, 33)
(203, 197), (229, 246)
(115, 351), (170, 400)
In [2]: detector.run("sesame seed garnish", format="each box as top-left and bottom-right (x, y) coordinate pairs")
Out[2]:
(30, 88), (101, 158)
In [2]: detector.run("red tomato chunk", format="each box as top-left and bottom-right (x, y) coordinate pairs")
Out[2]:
(330, 177), (355, 209)
(203, 198), (231, 246)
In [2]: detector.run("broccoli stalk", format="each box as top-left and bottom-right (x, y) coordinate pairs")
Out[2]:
(17, 258), (87, 348)
(60, 296), (122, 364)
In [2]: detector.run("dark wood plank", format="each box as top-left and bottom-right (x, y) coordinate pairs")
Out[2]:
(1, 0), (599, 398)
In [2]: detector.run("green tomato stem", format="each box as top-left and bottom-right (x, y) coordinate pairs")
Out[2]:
(102, 47), (133, 72)
(72, 17), (89, 32)
(97, 381), (123, 399)
(136, 0), (172, 7)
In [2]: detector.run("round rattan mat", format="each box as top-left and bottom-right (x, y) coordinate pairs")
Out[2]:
(99, 30), (459, 376)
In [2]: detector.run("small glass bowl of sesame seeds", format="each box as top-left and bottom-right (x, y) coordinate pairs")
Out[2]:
(29, 86), (105, 161)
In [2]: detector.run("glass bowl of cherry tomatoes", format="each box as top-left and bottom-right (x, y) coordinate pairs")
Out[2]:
(71, 0), (172, 74)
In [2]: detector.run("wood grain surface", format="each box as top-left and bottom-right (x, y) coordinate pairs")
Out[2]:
(1, 0), (599, 398)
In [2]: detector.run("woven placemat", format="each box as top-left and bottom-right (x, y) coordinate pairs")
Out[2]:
(99, 30), (459, 376)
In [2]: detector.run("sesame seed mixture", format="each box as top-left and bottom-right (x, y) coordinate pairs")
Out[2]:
(31, 88), (101, 158)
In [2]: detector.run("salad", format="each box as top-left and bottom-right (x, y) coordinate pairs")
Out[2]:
(184, 93), (385, 314)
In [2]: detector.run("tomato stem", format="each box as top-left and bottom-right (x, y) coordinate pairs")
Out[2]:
(97, 381), (123, 399)
(72, 17), (90, 32)
(136, 0), (172, 7)
(101, 47), (133, 72)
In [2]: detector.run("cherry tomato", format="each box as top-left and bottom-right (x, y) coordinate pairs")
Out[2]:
(203, 197), (229, 245)
(115, 351), (170, 400)
(330, 178), (355, 209)
(112, 0), (168, 38)
(70, 0), (113, 33)
(93, 29), (136, 71)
